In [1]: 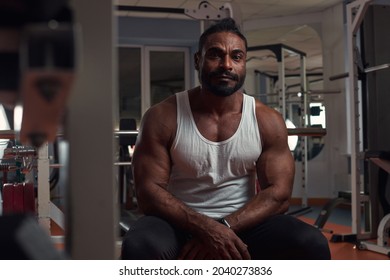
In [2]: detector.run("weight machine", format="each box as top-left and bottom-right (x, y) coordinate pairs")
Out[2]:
(324, 0), (390, 257)
(248, 44), (327, 215)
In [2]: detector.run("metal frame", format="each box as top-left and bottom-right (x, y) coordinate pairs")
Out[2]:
(117, 2), (233, 22)
(346, 0), (374, 240)
(248, 44), (307, 120)
(37, 143), (50, 230)
(359, 213), (390, 256)
(345, 1), (390, 257)
(248, 44), (310, 211)
(359, 154), (390, 256)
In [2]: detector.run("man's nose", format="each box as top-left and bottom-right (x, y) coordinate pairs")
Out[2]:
(220, 55), (233, 70)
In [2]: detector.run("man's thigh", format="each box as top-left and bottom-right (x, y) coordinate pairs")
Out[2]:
(121, 216), (187, 260)
(239, 215), (330, 260)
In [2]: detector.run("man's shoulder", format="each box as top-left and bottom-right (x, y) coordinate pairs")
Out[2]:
(253, 99), (286, 135)
(147, 94), (177, 116)
(253, 98), (281, 119)
(141, 93), (178, 139)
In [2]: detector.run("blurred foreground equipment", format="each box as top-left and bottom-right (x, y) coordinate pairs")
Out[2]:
(0, 0), (76, 148)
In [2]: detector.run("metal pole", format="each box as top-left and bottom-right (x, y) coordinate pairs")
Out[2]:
(37, 142), (50, 231)
(301, 54), (308, 208)
(278, 48), (286, 119)
(346, 0), (373, 239)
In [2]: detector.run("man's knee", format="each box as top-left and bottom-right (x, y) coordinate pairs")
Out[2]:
(286, 217), (331, 259)
(250, 215), (331, 259)
(121, 216), (183, 260)
(305, 228), (331, 259)
(121, 231), (155, 259)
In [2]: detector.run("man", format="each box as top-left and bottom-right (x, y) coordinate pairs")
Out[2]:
(121, 18), (330, 260)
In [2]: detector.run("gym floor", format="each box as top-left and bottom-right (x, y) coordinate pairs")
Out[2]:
(291, 205), (389, 260)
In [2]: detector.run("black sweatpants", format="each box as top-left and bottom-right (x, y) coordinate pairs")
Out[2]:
(121, 215), (331, 260)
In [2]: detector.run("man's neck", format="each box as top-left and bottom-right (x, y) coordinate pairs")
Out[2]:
(189, 86), (244, 116)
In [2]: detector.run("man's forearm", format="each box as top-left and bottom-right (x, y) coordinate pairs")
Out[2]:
(225, 187), (290, 233)
(137, 184), (218, 237)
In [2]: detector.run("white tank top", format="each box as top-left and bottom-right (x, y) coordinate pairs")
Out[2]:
(168, 91), (262, 218)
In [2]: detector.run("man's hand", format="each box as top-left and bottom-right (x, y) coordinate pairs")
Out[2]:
(178, 223), (251, 260)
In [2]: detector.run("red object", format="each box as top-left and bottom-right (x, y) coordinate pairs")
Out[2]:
(2, 183), (35, 214)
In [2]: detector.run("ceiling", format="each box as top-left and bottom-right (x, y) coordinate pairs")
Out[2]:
(116, 0), (345, 82)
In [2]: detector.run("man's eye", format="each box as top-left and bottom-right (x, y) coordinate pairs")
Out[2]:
(233, 53), (244, 60)
(208, 52), (220, 58)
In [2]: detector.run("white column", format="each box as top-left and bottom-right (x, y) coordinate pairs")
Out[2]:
(67, 0), (118, 259)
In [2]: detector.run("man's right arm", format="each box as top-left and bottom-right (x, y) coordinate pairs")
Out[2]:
(132, 99), (187, 220)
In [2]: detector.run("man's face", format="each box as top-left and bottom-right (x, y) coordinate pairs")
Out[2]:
(196, 32), (246, 97)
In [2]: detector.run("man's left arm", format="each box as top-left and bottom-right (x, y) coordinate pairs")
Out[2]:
(225, 104), (295, 233)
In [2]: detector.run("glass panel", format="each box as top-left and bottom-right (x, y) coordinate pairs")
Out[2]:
(150, 51), (185, 105)
(118, 47), (141, 122)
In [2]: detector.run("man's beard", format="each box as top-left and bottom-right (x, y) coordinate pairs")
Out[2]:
(201, 69), (245, 97)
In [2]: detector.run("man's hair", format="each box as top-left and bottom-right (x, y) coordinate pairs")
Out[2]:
(198, 17), (248, 52)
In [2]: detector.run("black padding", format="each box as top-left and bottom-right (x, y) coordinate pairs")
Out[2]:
(0, 53), (19, 90)
(378, 169), (390, 215)
(0, 214), (65, 259)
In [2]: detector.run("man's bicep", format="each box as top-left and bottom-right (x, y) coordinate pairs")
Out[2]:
(132, 105), (174, 185)
(132, 131), (172, 190)
(257, 147), (293, 189)
(256, 115), (294, 195)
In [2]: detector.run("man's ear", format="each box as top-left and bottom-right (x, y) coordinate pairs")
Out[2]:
(194, 52), (200, 71)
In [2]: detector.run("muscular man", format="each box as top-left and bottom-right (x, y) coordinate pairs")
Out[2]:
(121, 18), (330, 260)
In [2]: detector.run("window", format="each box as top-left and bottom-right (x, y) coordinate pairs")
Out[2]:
(118, 46), (190, 124)
(144, 47), (190, 112)
(118, 47), (142, 122)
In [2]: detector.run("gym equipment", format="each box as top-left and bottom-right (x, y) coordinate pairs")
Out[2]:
(2, 182), (35, 214)
(248, 44), (326, 216)
(287, 127), (327, 137)
(0, 132), (65, 235)
(0, 0), (77, 148)
(329, 63), (390, 81)
(19, 23), (75, 147)
(357, 151), (390, 256)
(115, 121), (140, 235)
(324, 0), (390, 257)
(118, 118), (137, 209)
(1, 145), (36, 214)
(313, 191), (351, 235)
(118, 1), (242, 27)
(248, 44), (308, 121)
(0, 0), (78, 257)
(344, 0), (373, 242)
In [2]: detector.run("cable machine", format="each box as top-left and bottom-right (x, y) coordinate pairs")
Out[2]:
(248, 44), (327, 215)
(324, 0), (390, 257)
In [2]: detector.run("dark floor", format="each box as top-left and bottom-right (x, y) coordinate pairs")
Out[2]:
(288, 204), (352, 226)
